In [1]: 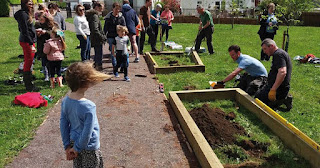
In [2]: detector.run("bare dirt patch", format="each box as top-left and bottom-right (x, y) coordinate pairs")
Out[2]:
(183, 85), (196, 90)
(163, 124), (174, 133)
(189, 104), (247, 148)
(189, 104), (271, 165)
(105, 94), (138, 106)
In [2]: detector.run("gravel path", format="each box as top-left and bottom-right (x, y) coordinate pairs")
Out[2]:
(7, 23), (199, 168)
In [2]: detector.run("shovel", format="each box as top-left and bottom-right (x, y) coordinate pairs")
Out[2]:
(187, 29), (202, 56)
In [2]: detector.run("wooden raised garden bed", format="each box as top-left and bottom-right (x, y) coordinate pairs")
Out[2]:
(169, 88), (320, 168)
(144, 51), (205, 74)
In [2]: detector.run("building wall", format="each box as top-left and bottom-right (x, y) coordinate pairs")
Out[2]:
(181, 0), (257, 16)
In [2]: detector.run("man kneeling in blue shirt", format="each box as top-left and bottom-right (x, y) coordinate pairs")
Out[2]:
(218, 45), (268, 96)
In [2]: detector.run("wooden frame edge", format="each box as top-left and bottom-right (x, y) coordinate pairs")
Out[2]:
(169, 88), (320, 168)
(169, 92), (224, 168)
(144, 52), (205, 74)
(235, 89), (320, 168)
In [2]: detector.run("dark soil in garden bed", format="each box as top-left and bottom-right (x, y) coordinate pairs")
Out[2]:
(189, 104), (247, 148)
(189, 104), (270, 163)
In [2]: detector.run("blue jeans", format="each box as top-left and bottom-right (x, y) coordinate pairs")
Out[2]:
(107, 38), (117, 67)
(77, 35), (91, 61)
(94, 45), (103, 66)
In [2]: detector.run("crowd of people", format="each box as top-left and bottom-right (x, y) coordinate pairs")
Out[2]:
(15, 0), (177, 91)
(14, 0), (292, 167)
(15, 0), (67, 91)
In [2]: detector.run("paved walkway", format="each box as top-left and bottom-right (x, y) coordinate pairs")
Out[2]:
(7, 23), (198, 167)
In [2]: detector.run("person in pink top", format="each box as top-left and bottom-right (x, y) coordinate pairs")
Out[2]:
(160, 5), (174, 41)
(43, 27), (66, 88)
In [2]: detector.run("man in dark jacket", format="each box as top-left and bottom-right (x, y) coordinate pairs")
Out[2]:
(257, 3), (278, 61)
(122, 0), (140, 62)
(14, 0), (39, 91)
(104, 2), (126, 67)
(86, 2), (107, 71)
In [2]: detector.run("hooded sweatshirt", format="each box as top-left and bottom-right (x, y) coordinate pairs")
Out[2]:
(122, 4), (139, 35)
(85, 9), (106, 46)
(104, 11), (126, 38)
(14, 9), (36, 45)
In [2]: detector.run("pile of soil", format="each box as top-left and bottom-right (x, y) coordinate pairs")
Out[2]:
(189, 104), (247, 148)
(189, 104), (271, 166)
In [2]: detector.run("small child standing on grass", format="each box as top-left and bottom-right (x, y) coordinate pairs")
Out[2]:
(43, 27), (66, 88)
(60, 62), (111, 167)
(112, 25), (130, 82)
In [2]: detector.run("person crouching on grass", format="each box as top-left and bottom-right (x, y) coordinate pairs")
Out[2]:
(43, 28), (66, 88)
(60, 62), (111, 167)
(112, 25), (131, 82)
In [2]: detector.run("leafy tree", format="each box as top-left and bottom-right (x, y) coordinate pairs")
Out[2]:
(258, 0), (317, 25)
(229, 0), (240, 29)
(161, 0), (180, 14)
(0, 0), (10, 17)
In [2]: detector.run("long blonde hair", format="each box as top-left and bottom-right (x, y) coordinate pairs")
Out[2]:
(65, 62), (112, 92)
(51, 28), (66, 51)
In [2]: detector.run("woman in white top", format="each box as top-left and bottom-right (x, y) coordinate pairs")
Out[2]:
(74, 4), (91, 61)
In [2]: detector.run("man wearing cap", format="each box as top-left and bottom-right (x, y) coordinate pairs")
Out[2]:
(195, 5), (214, 54)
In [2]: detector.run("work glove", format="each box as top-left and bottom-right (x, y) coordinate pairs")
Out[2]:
(217, 81), (224, 85)
(268, 89), (276, 101)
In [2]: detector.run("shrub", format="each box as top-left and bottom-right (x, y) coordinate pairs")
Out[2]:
(161, 0), (180, 14)
(0, 0), (10, 17)
(57, 2), (66, 9)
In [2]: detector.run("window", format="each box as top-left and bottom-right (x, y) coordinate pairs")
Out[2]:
(215, 1), (220, 9)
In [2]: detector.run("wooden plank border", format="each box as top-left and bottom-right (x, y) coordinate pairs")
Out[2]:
(169, 88), (320, 168)
(144, 51), (205, 74)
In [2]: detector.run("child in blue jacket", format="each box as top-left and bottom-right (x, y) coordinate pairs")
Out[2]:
(60, 62), (111, 167)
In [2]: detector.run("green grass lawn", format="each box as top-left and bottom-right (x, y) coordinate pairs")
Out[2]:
(0, 17), (81, 167)
(156, 23), (320, 148)
(1, 16), (319, 167)
(184, 100), (311, 167)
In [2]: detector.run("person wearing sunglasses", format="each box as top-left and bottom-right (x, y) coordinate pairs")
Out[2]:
(74, 4), (91, 61)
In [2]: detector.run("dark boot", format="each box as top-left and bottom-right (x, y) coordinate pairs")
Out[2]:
(23, 71), (39, 92)
(284, 94), (293, 111)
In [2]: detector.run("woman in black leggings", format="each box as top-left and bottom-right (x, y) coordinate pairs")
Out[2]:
(160, 5), (174, 41)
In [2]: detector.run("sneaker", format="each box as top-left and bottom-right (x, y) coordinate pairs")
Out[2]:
(95, 65), (103, 71)
(134, 58), (140, 63)
(44, 76), (49, 82)
(114, 72), (120, 78)
(124, 76), (130, 82)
